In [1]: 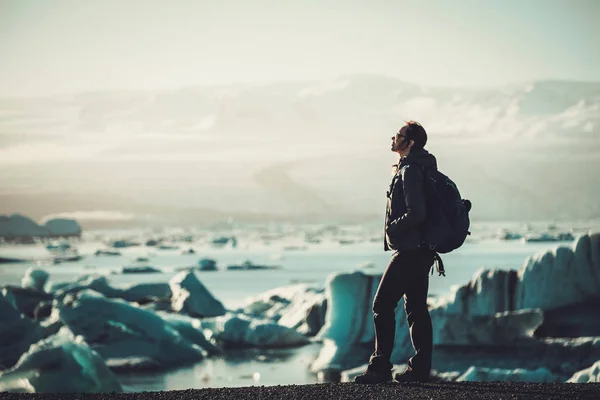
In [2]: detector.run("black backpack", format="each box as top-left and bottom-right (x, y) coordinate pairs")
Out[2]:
(421, 168), (471, 274)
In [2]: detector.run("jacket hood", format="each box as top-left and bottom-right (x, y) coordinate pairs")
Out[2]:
(401, 148), (437, 169)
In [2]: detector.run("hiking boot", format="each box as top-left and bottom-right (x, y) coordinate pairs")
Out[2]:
(394, 369), (429, 383)
(354, 369), (392, 384)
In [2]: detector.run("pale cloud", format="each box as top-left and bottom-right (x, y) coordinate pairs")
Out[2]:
(0, 142), (116, 165)
(297, 80), (349, 98)
(40, 210), (137, 222)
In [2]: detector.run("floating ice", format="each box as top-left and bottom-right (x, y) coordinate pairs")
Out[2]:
(311, 271), (384, 373)
(121, 265), (162, 274)
(0, 291), (44, 369)
(49, 274), (122, 299)
(0, 327), (122, 393)
(0, 214), (81, 239)
(47, 274), (171, 306)
(21, 268), (49, 291)
(435, 232), (600, 317)
(311, 233), (600, 374)
(43, 218), (82, 237)
(169, 271), (226, 318)
(158, 312), (220, 355)
(516, 232), (600, 311)
(0, 214), (48, 238)
(3, 285), (53, 319)
(201, 313), (310, 348)
(120, 282), (172, 303)
(568, 360), (600, 383)
(56, 289), (206, 369)
(242, 284), (327, 336)
(456, 366), (557, 382)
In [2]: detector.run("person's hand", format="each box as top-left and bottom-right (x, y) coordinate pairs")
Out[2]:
(386, 219), (399, 235)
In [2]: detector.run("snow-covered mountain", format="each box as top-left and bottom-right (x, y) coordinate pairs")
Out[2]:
(0, 75), (598, 226)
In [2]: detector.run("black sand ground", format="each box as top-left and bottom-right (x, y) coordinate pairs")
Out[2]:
(1, 382), (599, 400)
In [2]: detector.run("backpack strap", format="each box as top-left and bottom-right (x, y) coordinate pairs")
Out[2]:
(431, 252), (446, 277)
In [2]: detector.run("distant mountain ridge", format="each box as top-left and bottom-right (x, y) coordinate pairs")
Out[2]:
(0, 75), (598, 225)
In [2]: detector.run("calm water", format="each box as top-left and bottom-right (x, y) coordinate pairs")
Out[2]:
(0, 239), (568, 307)
(0, 237), (575, 390)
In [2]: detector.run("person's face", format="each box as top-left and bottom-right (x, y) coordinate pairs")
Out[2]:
(391, 130), (413, 156)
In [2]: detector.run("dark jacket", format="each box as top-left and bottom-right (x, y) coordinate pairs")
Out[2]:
(384, 148), (437, 251)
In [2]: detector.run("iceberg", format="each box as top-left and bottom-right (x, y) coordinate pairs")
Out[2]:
(3, 285), (53, 318)
(169, 271), (226, 318)
(21, 268), (50, 291)
(201, 313), (310, 348)
(456, 366), (558, 382)
(95, 249), (121, 256)
(56, 290), (207, 369)
(158, 313), (220, 355)
(48, 272), (172, 306)
(121, 265), (162, 274)
(311, 233), (600, 375)
(43, 218), (82, 238)
(568, 360), (600, 383)
(109, 239), (140, 248)
(0, 327), (122, 393)
(50, 274), (122, 299)
(120, 282), (172, 303)
(431, 308), (543, 346)
(0, 214), (48, 239)
(0, 291), (44, 370)
(434, 232), (600, 319)
(242, 284), (327, 336)
(0, 214), (81, 240)
(516, 232), (600, 311)
(197, 258), (217, 271)
(311, 271), (383, 373)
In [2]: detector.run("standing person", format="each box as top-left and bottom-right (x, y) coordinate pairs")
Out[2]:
(355, 121), (438, 384)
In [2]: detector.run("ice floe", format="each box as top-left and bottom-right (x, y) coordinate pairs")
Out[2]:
(457, 366), (558, 382)
(201, 313), (310, 348)
(56, 290), (207, 368)
(169, 271), (227, 318)
(0, 291), (44, 370)
(568, 360), (600, 383)
(2, 286), (53, 319)
(0, 214), (81, 240)
(242, 284), (327, 336)
(21, 268), (49, 291)
(0, 327), (122, 393)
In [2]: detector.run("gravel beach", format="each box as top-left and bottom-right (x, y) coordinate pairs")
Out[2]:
(1, 382), (599, 400)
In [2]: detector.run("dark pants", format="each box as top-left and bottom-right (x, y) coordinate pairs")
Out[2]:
(368, 249), (435, 376)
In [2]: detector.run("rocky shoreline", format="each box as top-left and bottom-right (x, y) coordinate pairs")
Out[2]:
(1, 382), (600, 400)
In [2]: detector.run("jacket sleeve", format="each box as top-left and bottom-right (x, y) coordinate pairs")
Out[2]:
(387, 164), (427, 234)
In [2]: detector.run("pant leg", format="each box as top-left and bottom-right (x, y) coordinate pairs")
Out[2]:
(404, 250), (435, 377)
(368, 251), (408, 372)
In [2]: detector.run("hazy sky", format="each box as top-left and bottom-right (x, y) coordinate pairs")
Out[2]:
(1, 0), (599, 96)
